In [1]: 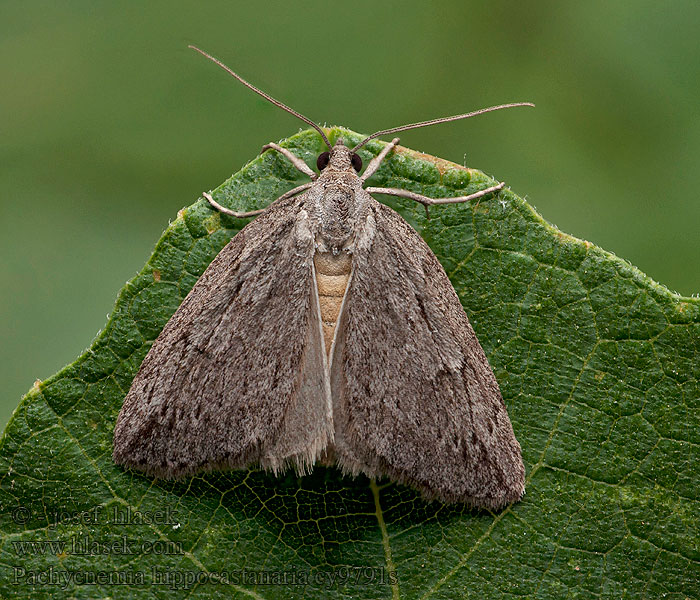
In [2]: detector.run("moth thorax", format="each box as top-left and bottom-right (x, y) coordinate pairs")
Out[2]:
(320, 189), (353, 241)
(313, 250), (352, 357)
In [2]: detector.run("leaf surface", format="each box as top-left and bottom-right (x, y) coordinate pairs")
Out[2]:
(1, 128), (697, 599)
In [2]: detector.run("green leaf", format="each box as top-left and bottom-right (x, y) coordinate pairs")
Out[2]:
(1, 128), (697, 599)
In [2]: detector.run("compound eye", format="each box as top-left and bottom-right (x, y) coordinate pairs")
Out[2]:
(351, 153), (362, 172)
(317, 152), (330, 170)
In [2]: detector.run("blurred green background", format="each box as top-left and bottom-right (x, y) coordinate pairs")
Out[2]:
(2, 1), (699, 429)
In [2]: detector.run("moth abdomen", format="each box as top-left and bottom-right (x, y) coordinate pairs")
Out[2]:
(313, 251), (352, 356)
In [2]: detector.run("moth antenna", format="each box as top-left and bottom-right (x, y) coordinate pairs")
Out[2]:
(189, 45), (332, 151)
(351, 102), (535, 152)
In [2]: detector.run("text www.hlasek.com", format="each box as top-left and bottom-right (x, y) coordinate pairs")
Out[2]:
(12, 536), (182, 557)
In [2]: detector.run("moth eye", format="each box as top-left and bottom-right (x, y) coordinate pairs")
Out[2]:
(351, 153), (362, 172)
(317, 152), (330, 170)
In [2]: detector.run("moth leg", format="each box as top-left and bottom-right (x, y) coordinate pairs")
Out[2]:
(204, 182), (313, 218)
(365, 181), (505, 218)
(204, 192), (267, 217)
(261, 142), (317, 180)
(360, 137), (400, 182)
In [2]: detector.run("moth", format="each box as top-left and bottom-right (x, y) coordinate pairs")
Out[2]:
(113, 46), (532, 509)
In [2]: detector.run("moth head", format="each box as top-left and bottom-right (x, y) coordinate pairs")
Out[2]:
(317, 138), (362, 173)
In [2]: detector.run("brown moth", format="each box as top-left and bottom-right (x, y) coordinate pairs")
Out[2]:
(113, 46), (532, 509)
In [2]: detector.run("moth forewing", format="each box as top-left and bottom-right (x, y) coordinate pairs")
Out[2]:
(326, 199), (525, 508)
(112, 194), (331, 478)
